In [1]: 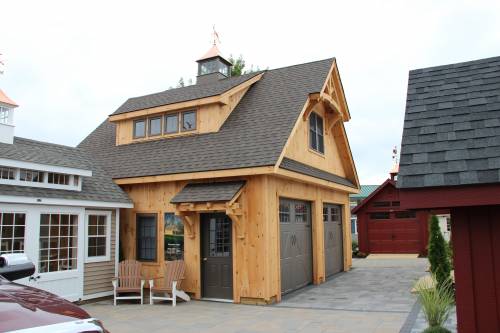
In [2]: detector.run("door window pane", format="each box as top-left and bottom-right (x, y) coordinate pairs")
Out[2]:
(0, 213), (25, 254)
(39, 214), (78, 273)
(165, 114), (179, 134)
(137, 214), (157, 261)
(295, 203), (307, 223)
(164, 213), (184, 260)
(182, 111), (196, 131)
(279, 202), (290, 223)
(208, 216), (231, 257)
(133, 119), (146, 138)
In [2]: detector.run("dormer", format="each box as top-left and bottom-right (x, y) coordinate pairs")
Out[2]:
(0, 89), (18, 144)
(109, 45), (263, 146)
(196, 44), (232, 85)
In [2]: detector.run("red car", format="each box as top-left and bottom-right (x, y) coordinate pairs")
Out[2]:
(0, 254), (107, 333)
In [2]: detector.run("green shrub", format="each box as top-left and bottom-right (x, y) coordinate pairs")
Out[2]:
(428, 215), (451, 288)
(447, 239), (453, 268)
(414, 275), (454, 331)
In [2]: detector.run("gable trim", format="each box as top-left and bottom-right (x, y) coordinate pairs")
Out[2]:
(351, 179), (394, 214)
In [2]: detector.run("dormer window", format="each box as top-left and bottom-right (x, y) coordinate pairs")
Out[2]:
(0, 166), (15, 180)
(0, 106), (9, 124)
(48, 172), (69, 185)
(20, 169), (44, 183)
(148, 117), (162, 136)
(133, 119), (146, 138)
(165, 114), (179, 134)
(182, 111), (197, 131)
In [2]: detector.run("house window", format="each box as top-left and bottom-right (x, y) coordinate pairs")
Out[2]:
(0, 213), (25, 255)
(148, 117), (162, 136)
(73, 175), (80, 187)
(137, 214), (157, 261)
(309, 112), (324, 153)
(39, 214), (78, 273)
(181, 111), (196, 131)
(395, 211), (416, 219)
(446, 217), (451, 231)
(165, 114), (179, 134)
(133, 119), (146, 138)
(164, 213), (184, 260)
(370, 212), (390, 220)
(0, 107), (9, 124)
(48, 172), (69, 185)
(86, 211), (111, 262)
(0, 166), (15, 180)
(350, 216), (357, 234)
(279, 203), (290, 223)
(19, 169), (44, 183)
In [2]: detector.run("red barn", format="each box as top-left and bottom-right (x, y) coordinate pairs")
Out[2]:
(352, 171), (430, 256)
(397, 56), (500, 332)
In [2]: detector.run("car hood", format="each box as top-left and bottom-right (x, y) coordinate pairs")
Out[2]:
(0, 278), (90, 332)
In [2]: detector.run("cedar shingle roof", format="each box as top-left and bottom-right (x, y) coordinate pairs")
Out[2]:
(170, 181), (245, 203)
(79, 58), (335, 179)
(398, 56), (500, 188)
(0, 137), (131, 204)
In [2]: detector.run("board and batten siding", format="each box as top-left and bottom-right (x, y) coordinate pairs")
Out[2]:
(83, 208), (116, 297)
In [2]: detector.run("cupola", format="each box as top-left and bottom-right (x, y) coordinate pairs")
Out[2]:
(196, 44), (232, 85)
(0, 89), (18, 144)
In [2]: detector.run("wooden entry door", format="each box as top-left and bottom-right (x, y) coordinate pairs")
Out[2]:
(201, 213), (233, 300)
(323, 204), (344, 277)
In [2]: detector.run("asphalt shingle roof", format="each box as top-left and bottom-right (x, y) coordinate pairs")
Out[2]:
(398, 56), (500, 188)
(79, 58), (335, 179)
(170, 181), (246, 203)
(113, 72), (262, 115)
(0, 137), (131, 204)
(280, 158), (355, 188)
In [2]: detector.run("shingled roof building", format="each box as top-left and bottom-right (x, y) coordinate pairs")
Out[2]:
(397, 56), (500, 332)
(80, 45), (359, 303)
(0, 89), (132, 301)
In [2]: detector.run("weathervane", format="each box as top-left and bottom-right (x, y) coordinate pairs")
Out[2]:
(392, 146), (399, 165)
(212, 25), (221, 46)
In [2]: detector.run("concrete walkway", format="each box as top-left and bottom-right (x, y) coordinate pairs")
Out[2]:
(82, 258), (427, 333)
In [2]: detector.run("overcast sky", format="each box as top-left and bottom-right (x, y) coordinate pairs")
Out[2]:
(2, 0), (500, 184)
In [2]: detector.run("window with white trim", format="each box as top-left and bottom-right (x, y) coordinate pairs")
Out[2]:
(39, 214), (78, 273)
(20, 168), (44, 183)
(85, 211), (111, 262)
(47, 172), (69, 185)
(0, 213), (25, 255)
(0, 166), (15, 180)
(0, 106), (10, 124)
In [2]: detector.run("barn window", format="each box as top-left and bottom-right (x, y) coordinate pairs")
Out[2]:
(395, 211), (416, 219)
(309, 112), (324, 153)
(391, 201), (400, 207)
(136, 214), (157, 261)
(370, 212), (390, 219)
(373, 201), (390, 207)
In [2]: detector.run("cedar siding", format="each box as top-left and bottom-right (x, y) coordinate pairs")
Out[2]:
(83, 209), (116, 296)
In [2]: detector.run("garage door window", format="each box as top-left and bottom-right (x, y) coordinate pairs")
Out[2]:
(295, 203), (308, 223)
(370, 212), (390, 219)
(0, 213), (25, 255)
(323, 207), (328, 222)
(39, 214), (78, 273)
(279, 203), (290, 223)
(395, 211), (416, 219)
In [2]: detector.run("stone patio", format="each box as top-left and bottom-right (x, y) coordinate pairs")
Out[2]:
(82, 258), (428, 333)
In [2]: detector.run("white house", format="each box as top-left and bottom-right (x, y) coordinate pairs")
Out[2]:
(0, 89), (132, 301)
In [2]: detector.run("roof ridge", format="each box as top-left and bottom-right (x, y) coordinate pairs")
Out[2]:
(13, 136), (79, 150)
(266, 57), (335, 73)
(409, 55), (500, 74)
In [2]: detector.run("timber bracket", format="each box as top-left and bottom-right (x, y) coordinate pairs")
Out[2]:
(178, 212), (196, 239)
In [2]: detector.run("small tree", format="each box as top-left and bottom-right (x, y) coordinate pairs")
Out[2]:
(428, 215), (451, 289)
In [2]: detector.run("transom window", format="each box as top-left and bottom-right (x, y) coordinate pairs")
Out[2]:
(39, 214), (78, 273)
(20, 169), (44, 183)
(0, 166), (15, 180)
(86, 211), (111, 262)
(48, 172), (69, 185)
(309, 112), (324, 153)
(134, 119), (146, 138)
(148, 117), (162, 136)
(137, 214), (157, 261)
(0, 213), (25, 255)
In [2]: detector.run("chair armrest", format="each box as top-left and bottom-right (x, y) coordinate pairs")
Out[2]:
(141, 280), (145, 288)
(111, 279), (117, 288)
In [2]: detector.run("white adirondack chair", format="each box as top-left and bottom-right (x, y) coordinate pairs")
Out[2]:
(112, 260), (145, 305)
(149, 260), (190, 306)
